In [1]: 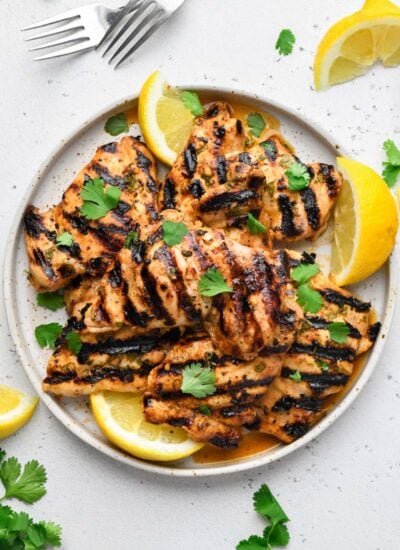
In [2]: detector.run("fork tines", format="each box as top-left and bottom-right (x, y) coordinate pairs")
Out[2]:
(99, 0), (165, 68)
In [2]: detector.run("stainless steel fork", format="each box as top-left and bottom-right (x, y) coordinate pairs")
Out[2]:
(21, 3), (128, 61)
(97, 0), (185, 68)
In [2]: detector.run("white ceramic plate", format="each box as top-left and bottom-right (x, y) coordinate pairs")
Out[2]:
(3, 86), (397, 477)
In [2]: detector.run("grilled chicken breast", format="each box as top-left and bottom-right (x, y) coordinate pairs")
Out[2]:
(160, 102), (342, 244)
(25, 137), (159, 292)
(64, 225), (301, 360)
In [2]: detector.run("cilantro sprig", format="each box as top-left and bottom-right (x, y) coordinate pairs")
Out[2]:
(181, 362), (216, 398)
(275, 29), (295, 56)
(382, 139), (400, 187)
(55, 232), (73, 247)
(35, 323), (63, 350)
(247, 113), (266, 138)
(123, 230), (138, 248)
(181, 91), (204, 116)
(162, 220), (188, 246)
(327, 322), (350, 344)
(237, 484), (290, 550)
(289, 370), (302, 383)
(291, 262), (323, 314)
(36, 292), (64, 312)
(286, 161), (311, 191)
(65, 332), (82, 354)
(0, 449), (62, 548)
(104, 113), (129, 136)
(80, 177), (121, 220)
(247, 213), (267, 235)
(198, 268), (233, 297)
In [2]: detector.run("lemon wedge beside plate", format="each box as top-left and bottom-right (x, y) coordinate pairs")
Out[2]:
(90, 391), (204, 462)
(331, 157), (398, 286)
(0, 384), (38, 439)
(314, 0), (400, 90)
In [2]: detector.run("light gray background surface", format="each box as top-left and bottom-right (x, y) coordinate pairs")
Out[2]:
(1, 1), (399, 548)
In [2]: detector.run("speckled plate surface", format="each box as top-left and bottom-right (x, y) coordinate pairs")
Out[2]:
(3, 87), (397, 477)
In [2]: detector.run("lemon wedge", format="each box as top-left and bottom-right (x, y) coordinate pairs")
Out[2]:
(331, 157), (398, 286)
(90, 391), (203, 462)
(314, 0), (400, 90)
(138, 70), (195, 166)
(0, 385), (38, 439)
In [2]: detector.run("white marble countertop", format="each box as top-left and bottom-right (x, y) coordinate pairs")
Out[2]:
(1, 0), (399, 548)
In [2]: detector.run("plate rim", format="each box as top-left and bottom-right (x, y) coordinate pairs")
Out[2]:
(3, 83), (398, 477)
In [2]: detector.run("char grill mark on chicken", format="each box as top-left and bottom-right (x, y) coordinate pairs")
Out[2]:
(63, 226), (300, 360)
(24, 137), (159, 292)
(160, 102), (342, 245)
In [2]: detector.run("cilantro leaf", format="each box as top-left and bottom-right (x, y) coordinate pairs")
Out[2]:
(36, 292), (64, 312)
(236, 535), (267, 550)
(288, 370), (302, 383)
(181, 91), (204, 116)
(34, 323), (62, 350)
(0, 450), (5, 464)
(247, 213), (267, 235)
(80, 178), (121, 220)
(383, 139), (400, 166)
(104, 113), (129, 136)
(286, 161), (311, 191)
(123, 231), (138, 248)
(27, 523), (47, 548)
(382, 140), (400, 187)
(8, 512), (30, 533)
(66, 332), (82, 355)
(198, 405), (212, 416)
(382, 163), (400, 187)
(247, 113), (266, 138)
(275, 29), (295, 56)
(55, 232), (73, 247)
(162, 220), (188, 246)
(181, 363), (216, 398)
(0, 459), (46, 504)
(264, 523), (290, 546)
(253, 484), (289, 524)
(327, 322), (350, 343)
(316, 359), (330, 372)
(296, 283), (323, 313)
(38, 522), (62, 547)
(198, 268), (233, 297)
(291, 262), (320, 284)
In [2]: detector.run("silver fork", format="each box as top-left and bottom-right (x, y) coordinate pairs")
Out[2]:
(21, 3), (131, 61)
(97, 0), (185, 68)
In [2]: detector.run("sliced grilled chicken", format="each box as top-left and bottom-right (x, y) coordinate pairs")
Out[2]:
(160, 102), (341, 244)
(25, 137), (159, 292)
(64, 226), (301, 360)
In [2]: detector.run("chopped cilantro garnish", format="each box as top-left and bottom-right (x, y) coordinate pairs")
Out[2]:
(181, 363), (216, 398)
(327, 322), (350, 343)
(181, 91), (204, 116)
(66, 332), (82, 354)
(36, 292), (64, 312)
(80, 177), (121, 220)
(382, 139), (400, 187)
(35, 323), (63, 350)
(275, 29), (296, 56)
(296, 283), (323, 313)
(56, 231), (73, 247)
(288, 370), (302, 383)
(247, 113), (266, 138)
(104, 113), (129, 136)
(286, 161), (311, 191)
(124, 231), (138, 248)
(198, 268), (233, 297)
(247, 213), (267, 235)
(162, 220), (188, 246)
(291, 262), (320, 284)
(198, 404), (212, 416)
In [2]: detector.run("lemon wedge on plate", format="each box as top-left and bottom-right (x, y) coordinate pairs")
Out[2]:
(314, 0), (400, 90)
(90, 391), (204, 462)
(331, 157), (398, 286)
(138, 70), (195, 166)
(0, 385), (38, 439)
